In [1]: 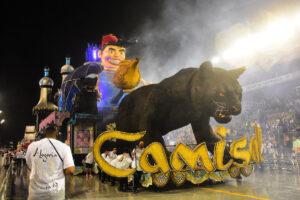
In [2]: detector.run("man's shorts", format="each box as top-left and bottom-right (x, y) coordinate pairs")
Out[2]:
(86, 163), (93, 169)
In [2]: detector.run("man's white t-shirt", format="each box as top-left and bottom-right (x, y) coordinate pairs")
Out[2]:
(131, 147), (144, 171)
(101, 153), (107, 159)
(85, 152), (94, 164)
(112, 154), (132, 170)
(16, 151), (24, 159)
(105, 151), (117, 164)
(25, 138), (74, 200)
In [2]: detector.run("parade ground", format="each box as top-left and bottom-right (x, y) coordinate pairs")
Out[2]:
(4, 166), (300, 200)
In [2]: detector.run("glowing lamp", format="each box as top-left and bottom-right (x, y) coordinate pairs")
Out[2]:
(0, 119), (5, 124)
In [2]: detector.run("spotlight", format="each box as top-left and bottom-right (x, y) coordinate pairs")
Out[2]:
(251, 32), (270, 51)
(211, 56), (220, 64)
(231, 38), (254, 58)
(294, 12), (300, 27)
(221, 50), (234, 60)
(267, 18), (295, 44)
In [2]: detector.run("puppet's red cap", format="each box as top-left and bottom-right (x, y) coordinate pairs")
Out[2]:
(101, 34), (118, 49)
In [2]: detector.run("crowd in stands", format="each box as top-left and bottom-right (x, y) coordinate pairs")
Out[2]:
(225, 91), (300, 168)
(162, 88), (300, 169)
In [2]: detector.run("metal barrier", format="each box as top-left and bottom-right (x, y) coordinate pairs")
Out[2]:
(0, 157), (4, 169)
(257, 156), (300, 171)
(0, 156), (11, 170)
(0, 162), (12, 200)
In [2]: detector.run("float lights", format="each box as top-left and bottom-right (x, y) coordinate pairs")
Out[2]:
(0, 119), (5, 124)
(93, 50), (97, 60)
(0, 110), (2, 114)
(86, 44), (100, 62)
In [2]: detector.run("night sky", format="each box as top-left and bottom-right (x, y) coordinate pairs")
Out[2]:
(0, 0), (163, 146)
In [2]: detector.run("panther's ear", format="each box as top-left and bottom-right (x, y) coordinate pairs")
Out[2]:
(229, 67), (246, 79)
(199, 61), (213, 74)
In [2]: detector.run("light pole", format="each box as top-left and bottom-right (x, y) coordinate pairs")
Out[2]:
(0, 110), (4, 147)
(0, 110), (4, 124)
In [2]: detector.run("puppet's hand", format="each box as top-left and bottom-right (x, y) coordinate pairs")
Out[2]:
(119, 58), (140, 69)
(113, 58), (141, 89)
(140, 78), (152, 86)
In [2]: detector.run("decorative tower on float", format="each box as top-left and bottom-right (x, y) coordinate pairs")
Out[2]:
(61, 57), (74, 83)
(59, 57), (74, 111)
(32, 67), (58, 132)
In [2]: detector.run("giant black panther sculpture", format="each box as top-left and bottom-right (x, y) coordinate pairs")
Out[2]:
(116, 61), (245, 154)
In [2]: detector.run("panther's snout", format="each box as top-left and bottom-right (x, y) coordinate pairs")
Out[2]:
(214, 111), (232, 123)
(230, 105), (241, 115)
(232, 106), (240, 112)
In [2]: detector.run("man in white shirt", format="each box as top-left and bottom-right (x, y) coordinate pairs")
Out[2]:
(107, 148), (117, 162)
(26, 124), (75, 200)
(15, 150), (24, 170)
(85, 151), (94, 177)
(100, 151), (109, 183)
(131, 141), (145, 193)
(111, 151), (132, 192)
(106, 148), (117, 186)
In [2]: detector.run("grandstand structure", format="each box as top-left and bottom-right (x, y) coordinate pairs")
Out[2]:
(243, 70), (300, 92)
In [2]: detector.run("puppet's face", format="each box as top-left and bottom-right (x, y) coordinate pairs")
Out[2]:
(98, 45), (126, 71)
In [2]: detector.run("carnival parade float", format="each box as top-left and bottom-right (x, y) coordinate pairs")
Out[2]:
(34, 34), (263, 188)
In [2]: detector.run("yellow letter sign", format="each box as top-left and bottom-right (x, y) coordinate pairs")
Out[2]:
(229, 136), (251, 167)
(139, 142), (170, 174)
(93, 130), (145, 177)
(170, 142), (215, 172)
(213, 141), (233, 170)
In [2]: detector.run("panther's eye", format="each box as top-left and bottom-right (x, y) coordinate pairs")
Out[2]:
(219, 92), (225, 97)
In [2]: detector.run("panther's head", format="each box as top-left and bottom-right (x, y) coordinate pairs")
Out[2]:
(190, 61), (245, 123)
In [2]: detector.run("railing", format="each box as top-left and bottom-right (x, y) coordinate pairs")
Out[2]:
(258, 155), (300, 171)
(0, 155), (11, 170)
(0, 159), (12, 200)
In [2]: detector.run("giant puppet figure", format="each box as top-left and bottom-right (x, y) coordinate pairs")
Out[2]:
(61, 34), (147, 119)
(96, 34), (147, 130)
